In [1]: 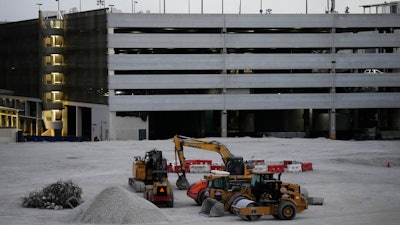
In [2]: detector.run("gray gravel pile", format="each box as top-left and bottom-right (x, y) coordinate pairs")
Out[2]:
(66, 186), (167, 224)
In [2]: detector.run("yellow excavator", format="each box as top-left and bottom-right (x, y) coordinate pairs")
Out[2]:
(173, 135), (255, 204)
(128, 149), (174, 207)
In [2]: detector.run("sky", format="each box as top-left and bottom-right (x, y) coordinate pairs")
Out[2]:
(0, 0), (390, 22)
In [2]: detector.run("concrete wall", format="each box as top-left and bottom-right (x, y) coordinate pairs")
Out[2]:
(109, 112), (148, 140)
(91, 106), (109, 141)
(0, 128), (17, 144)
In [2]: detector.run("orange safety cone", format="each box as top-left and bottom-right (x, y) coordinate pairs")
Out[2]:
(387, 161), (391, 168)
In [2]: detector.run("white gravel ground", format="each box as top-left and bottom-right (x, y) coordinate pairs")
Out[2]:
(0, 137), (399, 225)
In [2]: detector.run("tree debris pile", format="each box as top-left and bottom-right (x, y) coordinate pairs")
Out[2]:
(22, 180), (83, 210)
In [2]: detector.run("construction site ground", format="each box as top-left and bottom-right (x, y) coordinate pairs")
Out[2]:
(0, 137), (399, 225)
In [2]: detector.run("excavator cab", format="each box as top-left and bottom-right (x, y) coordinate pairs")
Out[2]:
(145, 150), (168, 182)
(226, 156), (244, 175)
(226, 156), (256, 176)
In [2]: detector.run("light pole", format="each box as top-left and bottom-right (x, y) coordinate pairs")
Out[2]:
(326, 0), (329, 13)
(109, 4), (114, 12)
(134, 1), (138, 13)
(56, 0), (59, 12)
(260, 0), (262, 14)
(36, 3), (43, 11)
(239, 0), (241, 14)
(55, 0), (60, 19)
(306, 0), (308, 14)
(97, 0), (105, 9)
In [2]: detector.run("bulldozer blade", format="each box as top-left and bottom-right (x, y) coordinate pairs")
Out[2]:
(199, 198), (225, 217)
(176, 175), (189, 190)
(307, 196), (324, 205)
(209, 202), (224, 217)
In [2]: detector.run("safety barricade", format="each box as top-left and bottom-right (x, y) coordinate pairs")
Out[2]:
(254, 164), (268, 172)
(301, 162), (313, 172)
(267, 164), (285, 173)
(283, 160), (293, 167)
(185, 159), (212, 166)
(286, 163), (302, 173)
(189, 164), (211, 173)
(210, 164), (224, 171)
(167, 164), (174, 173)
(248, 159), (265, 165)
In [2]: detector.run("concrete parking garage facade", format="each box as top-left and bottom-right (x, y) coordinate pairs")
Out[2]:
(1, 9), (400, 140)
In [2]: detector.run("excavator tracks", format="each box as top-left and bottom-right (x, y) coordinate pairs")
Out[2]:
(128, 178), (146, 193)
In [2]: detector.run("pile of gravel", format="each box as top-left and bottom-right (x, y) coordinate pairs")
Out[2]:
(66, 186), (168, 224)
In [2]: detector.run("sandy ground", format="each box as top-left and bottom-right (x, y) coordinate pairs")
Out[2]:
(0, 137), (399, 225)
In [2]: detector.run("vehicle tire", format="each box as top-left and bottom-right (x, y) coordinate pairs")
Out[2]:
(277, 201), (296, 220)
(197, 190), (206, 206)
(147, 190), (153, 202)
(167, 192), (174, 208)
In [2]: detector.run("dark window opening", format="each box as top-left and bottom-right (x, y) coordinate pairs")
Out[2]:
(114, 27), (222, 34)
(115, 48), (222, 54)
(114, 70), (222, 75)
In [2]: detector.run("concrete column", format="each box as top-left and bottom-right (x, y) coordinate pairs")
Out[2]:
(76, 106), (82, 137)
(329, 109), (336, 140)
(221, 110), (227, 137)
(36, 102), (40, 135)
(109, 111), (116, 140)
(329, 25), (336, 140)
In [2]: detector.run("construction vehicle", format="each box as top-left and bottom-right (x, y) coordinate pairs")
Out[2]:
(201, 171), (308, 221)
(172, 135), (254, 204)
(128, 149), (174, 207)
(199, 170), (254, 212)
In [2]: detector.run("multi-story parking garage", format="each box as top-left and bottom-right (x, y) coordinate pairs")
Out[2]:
(1, 7), (400, 141)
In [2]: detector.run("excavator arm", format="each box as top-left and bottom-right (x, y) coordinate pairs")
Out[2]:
(173, 135), (236, 190)
(174, 135), (234, 165)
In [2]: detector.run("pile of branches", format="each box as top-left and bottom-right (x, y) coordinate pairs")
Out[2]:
(22, 180), (83, 210)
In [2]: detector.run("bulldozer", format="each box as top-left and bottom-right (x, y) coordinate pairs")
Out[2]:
(201, 171), (308, 221)
(128, 149), (174, 207)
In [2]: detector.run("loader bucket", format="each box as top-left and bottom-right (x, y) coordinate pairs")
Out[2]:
(176, 175), (190, 190)
(199, 198), (225, 217)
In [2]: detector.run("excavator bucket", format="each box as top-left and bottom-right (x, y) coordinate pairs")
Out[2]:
(176, 175), (190, 190)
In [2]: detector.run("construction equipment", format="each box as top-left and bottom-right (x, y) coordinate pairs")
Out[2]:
(199, 170), (253, 212)
(202, 171), (308, 221)
(173, 135), (254, 192)
(128, 149), (174, 207)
